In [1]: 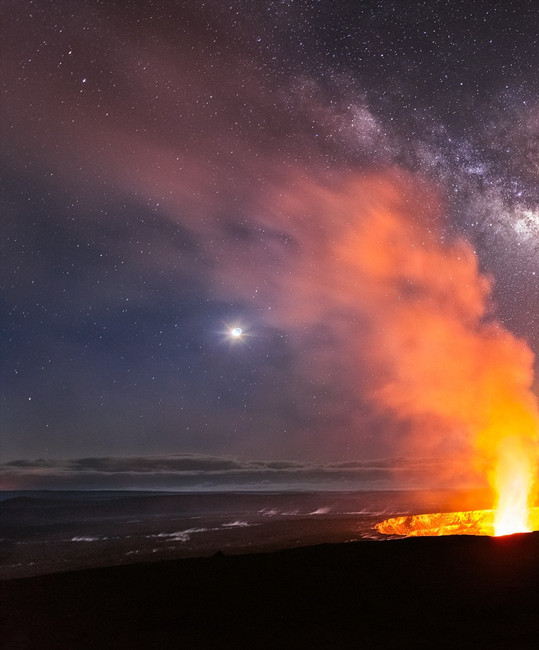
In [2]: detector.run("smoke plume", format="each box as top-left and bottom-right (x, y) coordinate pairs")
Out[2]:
(218, 169), (539, 494)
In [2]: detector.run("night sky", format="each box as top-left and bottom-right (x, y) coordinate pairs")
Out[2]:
(2, 1), (539, 489)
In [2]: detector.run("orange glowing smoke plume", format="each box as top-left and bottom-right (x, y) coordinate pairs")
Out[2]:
(324, 173), (539, 533)
(232, 170), (538, 532)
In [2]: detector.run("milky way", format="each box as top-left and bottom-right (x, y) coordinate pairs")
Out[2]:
(2, 1), (539, 480)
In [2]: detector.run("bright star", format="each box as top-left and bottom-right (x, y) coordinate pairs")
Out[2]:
(230, 327), (243, 338)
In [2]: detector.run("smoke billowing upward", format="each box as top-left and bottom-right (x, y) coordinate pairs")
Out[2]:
(220, 169), (539, 496)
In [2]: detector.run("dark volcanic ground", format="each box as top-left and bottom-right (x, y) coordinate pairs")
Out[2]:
(1, 532), (539, 649)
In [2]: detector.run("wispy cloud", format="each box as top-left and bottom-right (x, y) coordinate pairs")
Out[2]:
(0, 454), (479, 491)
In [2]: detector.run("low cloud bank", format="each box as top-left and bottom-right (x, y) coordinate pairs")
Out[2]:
(0, 454), (480, 491)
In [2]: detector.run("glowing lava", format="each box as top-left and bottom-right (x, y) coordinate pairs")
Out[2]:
(376, 436), (539, 538)
(376, 431), (539, 538)
(376, 507), (539, 537)
(376, 441), (539, 538)
(491, 436), (537, 535)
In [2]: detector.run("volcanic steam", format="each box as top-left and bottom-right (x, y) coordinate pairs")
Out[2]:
(335, 173), (539, 536)
(216, 168), (539, 534)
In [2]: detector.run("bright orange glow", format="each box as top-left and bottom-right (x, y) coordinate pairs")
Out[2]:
(329, 174), (539, 538)
(259, 172), (539, 529)
(492, 437), (537, 535)
(376, 508), (539, 537)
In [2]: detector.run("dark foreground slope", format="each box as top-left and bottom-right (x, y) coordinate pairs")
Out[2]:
(2, 532), (539, 649)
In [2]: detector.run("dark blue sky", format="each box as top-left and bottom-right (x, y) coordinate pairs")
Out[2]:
(2, 1), (539, 482)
